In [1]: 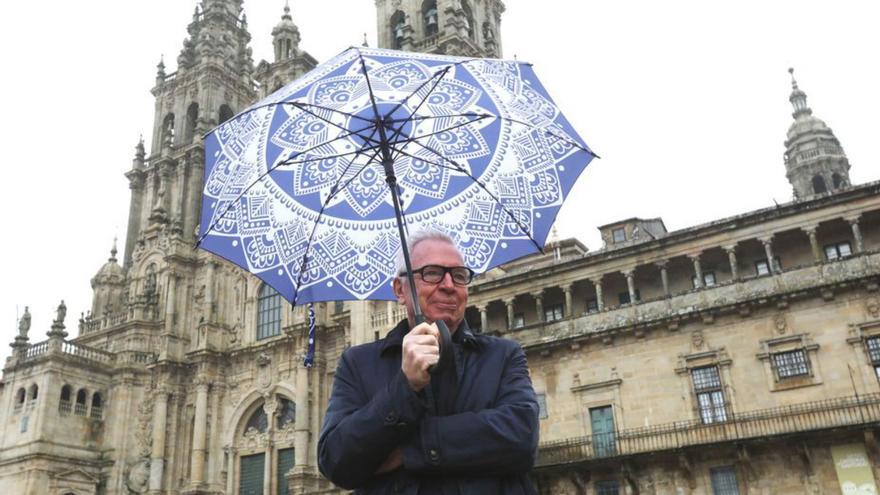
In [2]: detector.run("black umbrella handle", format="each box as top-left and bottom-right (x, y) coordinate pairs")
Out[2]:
(422, 317), (453, 375)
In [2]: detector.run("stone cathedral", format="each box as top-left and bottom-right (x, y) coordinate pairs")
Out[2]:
(2, 1), (879, 495)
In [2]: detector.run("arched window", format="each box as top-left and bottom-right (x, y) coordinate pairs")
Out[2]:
(162, 113), (175, 145)
(238, 398), (296, 495)
(59, 385), (73, 415)
(27, 384), (38, 412)
(832, 173), (845, 189)
(185, 102), (199, 143)
(14, 388), (25, 414)
(422, 0), (438, 37)
(257, 284), (283, 340)
(75, 389), (88, 416)
(390, 10), (406, 49)
(276, 398), (296, 429)
(91, 392), (104, 420)
(461, 0), (476, 40)
(812, 175), (827, 194)
(219, 104), (235, 125)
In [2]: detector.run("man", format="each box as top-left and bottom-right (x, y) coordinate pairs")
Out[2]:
(318, 230), (540, 494)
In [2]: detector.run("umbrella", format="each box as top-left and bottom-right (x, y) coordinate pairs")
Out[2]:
(197, 46), (595, 370)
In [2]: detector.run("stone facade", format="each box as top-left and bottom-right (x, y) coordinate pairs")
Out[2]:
(2, 2), (879, 495)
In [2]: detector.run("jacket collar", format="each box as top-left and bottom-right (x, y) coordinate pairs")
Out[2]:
(379, 317), (482, 356)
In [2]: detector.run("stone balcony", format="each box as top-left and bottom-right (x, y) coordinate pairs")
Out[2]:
(508, 250), (879, 351)
(536, 392), (880, 468)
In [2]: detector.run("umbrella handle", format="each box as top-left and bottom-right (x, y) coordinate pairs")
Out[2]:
(424, 318), (454, 375)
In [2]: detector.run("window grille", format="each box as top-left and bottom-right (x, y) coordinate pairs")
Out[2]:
(596, 480), (620, 495)
(257, 285), (283, 340)
(692, 366), (727, 423)
(773, 349), (810, 379)
(710, 466), (740, 495)
(544, 304), (563, 322)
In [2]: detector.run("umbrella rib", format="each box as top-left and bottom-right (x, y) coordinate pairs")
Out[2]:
(289, 145), (386, 306)
(391, 141), (544, 254)
(488, 115), (598, 157)
(386, 114), (489, 152)
(381, 57), (482, 122)
(290, 101), (381, 146)
(195, 126), (383, 248)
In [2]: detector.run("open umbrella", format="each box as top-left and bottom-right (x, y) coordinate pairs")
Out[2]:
(197, 46), (595, 370)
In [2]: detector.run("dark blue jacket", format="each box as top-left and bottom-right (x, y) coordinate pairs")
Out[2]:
(318, 319), (539, 494)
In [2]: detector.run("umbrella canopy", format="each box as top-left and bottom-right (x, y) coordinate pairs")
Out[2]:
(198, 46), (595, 307)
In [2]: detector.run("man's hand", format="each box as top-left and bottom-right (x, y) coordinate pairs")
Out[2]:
(402, 322), (440, 391)
(375, 447), (403, 474)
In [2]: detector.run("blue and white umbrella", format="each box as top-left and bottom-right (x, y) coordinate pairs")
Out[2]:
(198, 47), (595, 310)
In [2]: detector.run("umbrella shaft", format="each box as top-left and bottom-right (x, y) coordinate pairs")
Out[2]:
(383, 157), (425, 325)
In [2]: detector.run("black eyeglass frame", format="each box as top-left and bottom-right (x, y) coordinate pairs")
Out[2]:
(400, 265), (476, 286)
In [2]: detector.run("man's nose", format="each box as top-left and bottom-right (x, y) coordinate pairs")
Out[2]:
(438, 271), (456, 289)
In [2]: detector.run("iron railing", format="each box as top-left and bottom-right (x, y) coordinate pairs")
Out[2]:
(537, 393), (880, 467)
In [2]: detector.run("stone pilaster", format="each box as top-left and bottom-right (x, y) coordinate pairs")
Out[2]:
(592, 278), (605, 311)
(504, 298), (515, 329)
(532, 291), (544, 323)
(846, 216), (864, 253)
(149, 388), (171, 494)
(801, 226), (822, 263)
(724, 245), (739, 280)
(656, 261), (670, 296)
(477, 304), (489, 333)
(190, 379), (210, 486)
(563, 284), (574, 318)
(759, 236), (778, 273)
(690, 254), (703, 288)
(623, 270), (637, 305)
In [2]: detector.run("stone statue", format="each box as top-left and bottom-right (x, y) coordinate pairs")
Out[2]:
(55, 300), (67, 325)
(18, 307), (31, 338)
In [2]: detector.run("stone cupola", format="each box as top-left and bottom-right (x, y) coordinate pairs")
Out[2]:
(783, 68), (851, 200)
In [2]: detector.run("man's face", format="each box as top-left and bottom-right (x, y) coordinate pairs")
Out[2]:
(393, 239), (468, 331)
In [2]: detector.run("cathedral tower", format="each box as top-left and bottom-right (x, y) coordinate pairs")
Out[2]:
(253, 2), (318, 99)
(375, 0), (505, 57)
(783, 68), (851, 199)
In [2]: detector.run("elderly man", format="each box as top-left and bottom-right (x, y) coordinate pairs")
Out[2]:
(318, 230), (539, 494)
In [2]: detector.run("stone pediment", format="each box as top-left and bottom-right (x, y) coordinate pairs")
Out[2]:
(52, 468), (99, 483)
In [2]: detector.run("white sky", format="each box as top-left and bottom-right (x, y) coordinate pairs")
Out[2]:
(1, 0), (878, 363)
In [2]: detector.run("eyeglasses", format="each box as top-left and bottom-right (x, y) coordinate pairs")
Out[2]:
(403, 265), (475, 286)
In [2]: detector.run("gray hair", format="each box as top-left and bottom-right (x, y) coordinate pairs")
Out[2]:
(394, 229), (459, 276)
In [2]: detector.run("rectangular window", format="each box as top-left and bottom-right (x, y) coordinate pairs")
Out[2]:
(544, 304), (563, 322)
(512, 313), (525, 329)
(824, 241), (852, 260)
(537, 393), (548, 419)
(755, 260), (770, 276)
(277, 448), (295, 495)
(612, 228), (627, 243)
(692, 366), (727, 423)
(618, 289), (640, 305)
(239, 453), (265, 495)
(586, 299), (599, 313)
(590, 406), (617, 457)
(334, 300), (345, 314)
(710, 466), (740, 495)
(773, 349), (810, 379)
(866, 337), (880, 381)
(596, 480), (620, 495)
(693, 271), (717, 288)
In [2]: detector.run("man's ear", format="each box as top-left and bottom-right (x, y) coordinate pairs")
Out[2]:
(392, 277), (406, 304)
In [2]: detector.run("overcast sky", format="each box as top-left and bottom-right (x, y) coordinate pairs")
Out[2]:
(1, 0), (878, 362)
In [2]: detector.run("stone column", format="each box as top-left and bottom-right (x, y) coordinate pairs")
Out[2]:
(846, 216), (864, 253)
(478, 304), (489, 333)
(801, 226), (822, 263)
(563, 284), (574, 318)
(164, 273), (177, 336)
(262, 398), (278, 495)
(205, 262), (216, 322)
(294, 363), (310, 468)
(190, 379), (210, 485)
(504, 298), (515, 329)
(724, 245), (739, 280)
(532, 291), (545, 322)
(225, 447), (236, 494)
(689, 254), (703, 288)
(592, 278), (605, 311)
(655, 261), (670, 297)
(149, 388), (170, 493)
(623, 270), (637, 305)
(759, 236), (778, 273)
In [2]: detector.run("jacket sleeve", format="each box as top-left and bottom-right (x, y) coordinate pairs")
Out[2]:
(317, 347), (427, 489)
(401, 341), (539, 476)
